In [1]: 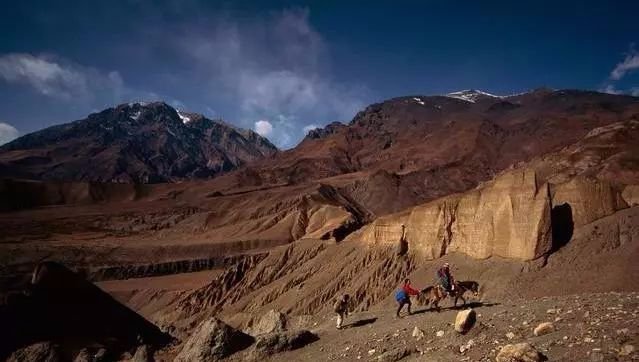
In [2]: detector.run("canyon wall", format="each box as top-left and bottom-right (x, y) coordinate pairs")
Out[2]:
(350, 168), (630, 261)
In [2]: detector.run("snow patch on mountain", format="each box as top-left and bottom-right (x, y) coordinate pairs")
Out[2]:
(412, 97), (425, 105)
(130, 110), (142, 121)
(447, 89), (503, 103)
(128, 101), (149, 107)
(177, 110), (191, 124)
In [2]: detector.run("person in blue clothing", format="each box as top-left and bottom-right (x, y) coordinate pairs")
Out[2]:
(395, 278), (420, 317)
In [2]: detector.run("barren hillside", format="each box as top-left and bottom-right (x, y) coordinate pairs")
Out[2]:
(2, 90), (639, 361)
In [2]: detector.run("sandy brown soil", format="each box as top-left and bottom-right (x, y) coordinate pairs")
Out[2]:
(97, 270), (221, 321)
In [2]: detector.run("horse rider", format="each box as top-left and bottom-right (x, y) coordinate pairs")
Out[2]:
(437, 262), (455, 295)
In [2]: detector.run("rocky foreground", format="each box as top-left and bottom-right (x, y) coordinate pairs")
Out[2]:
(287, 292), (639, 362)
(176, 292), (639, 362)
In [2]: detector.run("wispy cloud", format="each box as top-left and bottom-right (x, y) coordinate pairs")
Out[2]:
(610, 48), (639, 81)
(0, 8), (368, 148)
(169, 8), (367, 148)
(601, 45), (639, 96)
(0, 53), (124, 102)
(0, 122), (19, 146)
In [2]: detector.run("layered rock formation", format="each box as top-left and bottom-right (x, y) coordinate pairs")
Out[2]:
(351, 167), (631, 261)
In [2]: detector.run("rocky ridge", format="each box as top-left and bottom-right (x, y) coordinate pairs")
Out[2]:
(0, 102), (277, 183)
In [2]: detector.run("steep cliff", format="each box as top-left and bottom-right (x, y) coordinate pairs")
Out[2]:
(348, 167), (630, 261)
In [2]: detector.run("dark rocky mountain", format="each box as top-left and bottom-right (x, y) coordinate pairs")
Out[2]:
(0, 102), (277, 183)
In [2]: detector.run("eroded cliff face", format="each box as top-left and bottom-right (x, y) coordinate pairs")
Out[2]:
(551, 177), (627, 227)
(349, 168), (630, 261)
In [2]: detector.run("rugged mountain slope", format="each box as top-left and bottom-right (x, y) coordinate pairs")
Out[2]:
(0, 102), (277, 183)
(163, 158), (638, 337)
(1, 91), (638, 279)
(2, 90), (639, 361)
(227, 89), (639, 215)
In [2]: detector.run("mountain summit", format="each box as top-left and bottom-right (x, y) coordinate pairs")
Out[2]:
(0, 102), (277, 183)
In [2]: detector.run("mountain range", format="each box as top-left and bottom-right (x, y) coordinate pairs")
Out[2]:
(2, 88), (639, 361)
(0, 102), (277, 183)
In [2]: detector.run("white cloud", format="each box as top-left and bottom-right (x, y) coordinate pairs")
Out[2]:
(601, 46), (639, 97)
(0, 122), (19, 146)
(170, 8), (367, 148)
(600, 84), (622, 95)
(303, 124), (319, 133)
(254, 120), (273, 136)
(0, 53), (124, 102)
(610, 49), (639, 81)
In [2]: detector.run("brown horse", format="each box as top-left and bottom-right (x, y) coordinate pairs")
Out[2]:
(418, 285), (447, 311)
(419, 280), (480, 311)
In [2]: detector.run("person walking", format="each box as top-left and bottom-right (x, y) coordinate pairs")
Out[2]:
(334, 294), (350, 329)
(395, 278), (420, 317)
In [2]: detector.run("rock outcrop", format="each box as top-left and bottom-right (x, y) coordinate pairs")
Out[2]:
(248, 330), (318, 359)
(352, 168), (553, 260)
(174, 318), (254, 362)
(622, 185), (639, 206)
(131, 345), (153, 362)
(6, 342), (61, 362)
(248, 309), (288, 335)
(550, 177), (626, 227)
(350, 167), (630, 261)
(496, 343), (545, 362)
(0, 262), (171, 360)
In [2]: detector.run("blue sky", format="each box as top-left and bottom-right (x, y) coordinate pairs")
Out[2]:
(1, 0), (638, 148)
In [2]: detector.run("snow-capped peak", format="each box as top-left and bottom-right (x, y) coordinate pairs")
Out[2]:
(412, 97), (425, 105)
(127, 101), (149, 107)
(446, 89), (503, 103)
(177, 110), (191, 124)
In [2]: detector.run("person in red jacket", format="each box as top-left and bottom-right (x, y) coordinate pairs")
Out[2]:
(395, 278), (420, 317)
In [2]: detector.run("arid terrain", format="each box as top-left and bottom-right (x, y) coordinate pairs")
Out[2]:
(1, 89), (638, 361)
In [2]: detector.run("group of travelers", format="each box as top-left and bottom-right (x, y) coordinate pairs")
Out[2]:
(334, 262), (457, 329)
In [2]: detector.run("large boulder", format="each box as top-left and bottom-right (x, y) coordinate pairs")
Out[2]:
(175, 318), (254, 362)
(454, 309), (477, 333)
(249, 329), (318, 358)
(496, 343), (545, 362)
(7, 342), (61, 362)
(249, 309), (288, 335)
